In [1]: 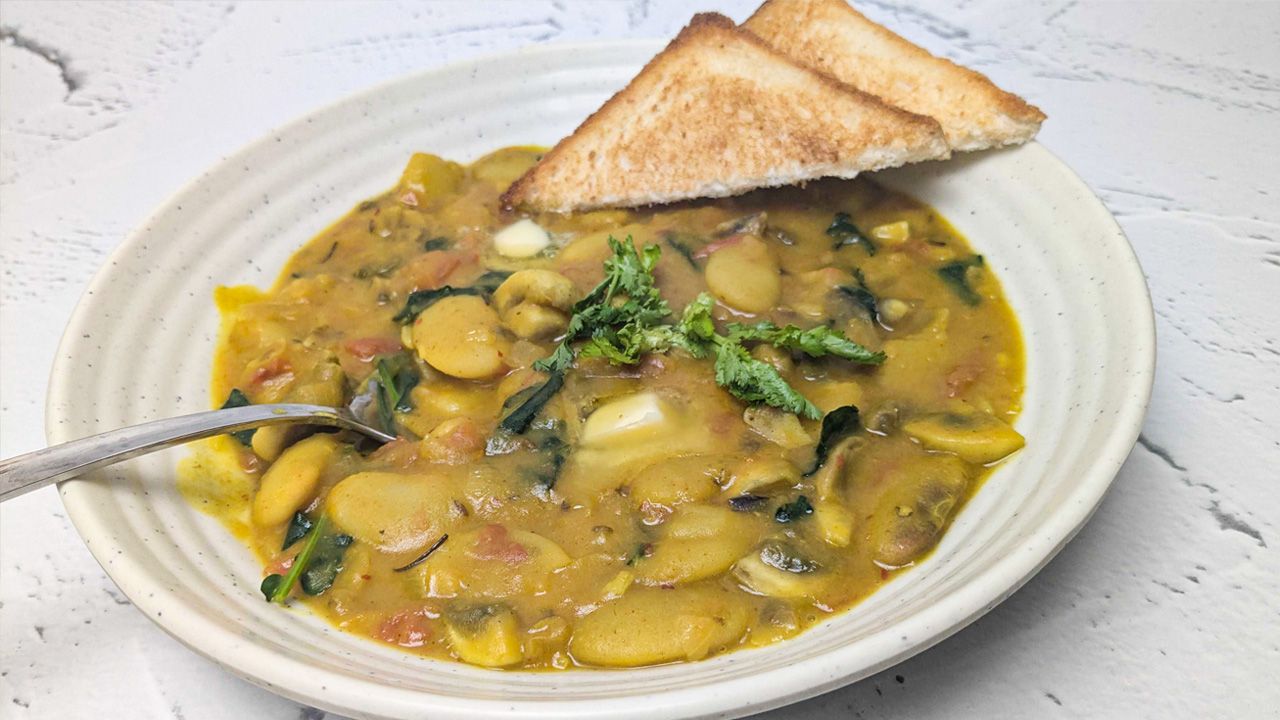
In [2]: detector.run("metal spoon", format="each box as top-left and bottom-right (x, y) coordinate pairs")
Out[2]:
(0, 404), (395, 503)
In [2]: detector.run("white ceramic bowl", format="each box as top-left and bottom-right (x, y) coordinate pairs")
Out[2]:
(48, 41), (1154, 719)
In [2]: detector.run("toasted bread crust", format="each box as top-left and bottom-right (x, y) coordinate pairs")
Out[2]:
(745, 0), (1045, 151)
(503, 13), (949, 213)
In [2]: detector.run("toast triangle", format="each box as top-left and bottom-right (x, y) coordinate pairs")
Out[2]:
(744, 0), (1045, 151)
(503, 13), (949, 213)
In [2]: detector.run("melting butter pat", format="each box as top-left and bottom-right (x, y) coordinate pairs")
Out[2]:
(581, 392), (674, 446)
(493, 218), (551, 258)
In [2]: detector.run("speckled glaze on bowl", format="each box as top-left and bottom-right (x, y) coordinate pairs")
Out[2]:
(47, 41), (1155, 720)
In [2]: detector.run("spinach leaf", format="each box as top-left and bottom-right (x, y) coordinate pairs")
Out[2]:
(299, 532), (354, 595)
(827, 212), (876, 255)
(220, 388), (255, 446)
(422, 237), (451, 252)
(262, 515), (331, 603)
(774, 495), (814, 523)
(282, 512), (314, 550)
(471, 270), (512, 295)
(805, 405), (861, 476)
(372, 354), (419, 435)
(391, 285), (483, 324)
(937, 255), (985, 306)
(497, 371), (564, 434)
(663, 232), (701, 268)
(837, 268), (879, 321)
(524, 428), (569, 495)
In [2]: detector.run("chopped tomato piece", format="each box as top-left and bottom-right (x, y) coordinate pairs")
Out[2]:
(343, 336), (403, 362)
(368, 438), (419, 467)
(377, 609), (434, 648)
(469, 524), (529, 565)
(692, 233), (746, 259)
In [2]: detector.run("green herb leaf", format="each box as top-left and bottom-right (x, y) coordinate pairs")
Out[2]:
(663, 232), (701, 268)
(523, 427), (569, 497)
(728, 322), (885, 365)
(774, 495), (814, 523)
(299, 532), (353, 596)
(533, 236), (670, 375)
(498, 371), (564, 434)
(937, 255), (985, 306)
(263, 515), (330, 603)
(471, 270), (513, 295)
(220, 388), (256, 446)
(578, 324), (691, 365)
(391, 285), (482, 324)
(827, 212), (876, 255)
(372, 355), (420, 435)
(714, 342), (821, 420)
(838, 268), (879, 321)
(423, 237), (452, 252)
(260, 574), (285, 601)
(675, 293), (716, 351)
(282, 512), (314, 550)
(805, 405), (861, 476)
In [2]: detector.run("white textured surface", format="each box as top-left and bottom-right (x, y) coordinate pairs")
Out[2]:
(0, 1), (1276, 718)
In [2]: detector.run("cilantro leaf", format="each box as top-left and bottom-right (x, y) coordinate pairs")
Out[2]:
(713, 341), (821, 420)
(728, 322), (885, 365)
(534, 236), (670, 374)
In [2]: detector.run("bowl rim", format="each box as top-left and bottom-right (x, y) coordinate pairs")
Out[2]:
(47, 39), (1156, 720)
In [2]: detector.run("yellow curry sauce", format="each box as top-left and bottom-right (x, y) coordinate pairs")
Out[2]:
(179, 147), (1024, 670)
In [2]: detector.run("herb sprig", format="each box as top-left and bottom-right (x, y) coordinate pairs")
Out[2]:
(526, 238), (883, 422)
(499, 237), (886, 431)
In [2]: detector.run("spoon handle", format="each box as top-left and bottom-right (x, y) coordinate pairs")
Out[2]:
(0, 404), (391, 503)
